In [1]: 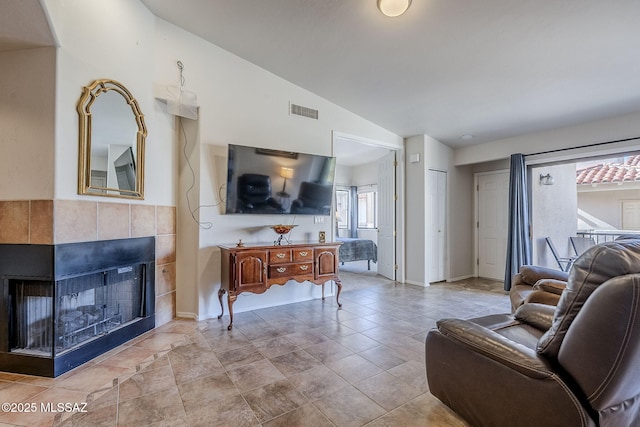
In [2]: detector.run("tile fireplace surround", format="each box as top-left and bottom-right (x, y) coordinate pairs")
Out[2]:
(0, 200), (177, 347)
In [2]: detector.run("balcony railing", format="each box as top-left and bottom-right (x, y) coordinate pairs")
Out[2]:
(576, 229), (640, 244)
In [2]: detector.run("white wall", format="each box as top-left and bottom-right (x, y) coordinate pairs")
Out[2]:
(448, 165), (474, 280)
(40, 0), (403, 320)
(0, 47), (56, 200)
(44, 0), (175, 206)
(531, 163), (577, 268)
(455, 111), (640, 166)
(42, 0), (640, 315)
(578, 184), (640, 230)
(352, 161), (379, 186)
(334, 164), (353, 187)
(452, 114), (640, 282)
(405, 136), (426, 285)
(404, 135), (455, 285)
(149, 17), (403, 319)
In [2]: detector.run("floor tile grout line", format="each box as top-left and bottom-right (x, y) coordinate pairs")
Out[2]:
(51, 276), (504, 426)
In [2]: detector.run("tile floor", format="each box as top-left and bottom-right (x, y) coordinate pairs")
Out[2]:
(0, 262), (509, 426)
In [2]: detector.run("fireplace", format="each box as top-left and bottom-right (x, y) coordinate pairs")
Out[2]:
(0, 237), (155, 377)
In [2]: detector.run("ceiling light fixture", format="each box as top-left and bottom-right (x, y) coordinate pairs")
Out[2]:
(377, 0), (412, 17)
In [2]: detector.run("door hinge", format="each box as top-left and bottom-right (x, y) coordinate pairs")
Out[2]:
(477, 184), (479, 191)
(477, 221), (479, 228)
(394, 264), (398, 270)
(394, 194), (398, 201)
(393, 230), (397, 237)
(393, 160), (398, 167)
(477, 258), (479, 266)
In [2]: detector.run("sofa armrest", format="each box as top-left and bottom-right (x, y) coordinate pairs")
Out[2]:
(520, 265), (569, 284)
(523, 289), (562, 307)
(533, 278), (566, 295)
(514, 303), (555, 331)
(435, 318), (554, 379)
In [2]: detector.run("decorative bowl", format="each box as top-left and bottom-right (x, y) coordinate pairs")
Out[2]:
(271, 224), (297, 235)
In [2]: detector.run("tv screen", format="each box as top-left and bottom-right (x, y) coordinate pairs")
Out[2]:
(225, 144), (336, 215)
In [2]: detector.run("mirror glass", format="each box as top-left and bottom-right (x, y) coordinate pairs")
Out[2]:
(77, 79), (146, 199)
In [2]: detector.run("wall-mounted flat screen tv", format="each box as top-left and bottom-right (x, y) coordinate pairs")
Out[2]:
(225, 144), (336, 215)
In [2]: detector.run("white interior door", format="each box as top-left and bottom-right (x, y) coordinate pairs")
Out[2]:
(428, 170), (446, 283)
(477, 171), (509, 280)
(622, 200), (640, 230)
(377, 151), (396, 280)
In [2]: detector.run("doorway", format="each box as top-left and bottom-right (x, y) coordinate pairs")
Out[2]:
(475, 170), (509, 280)
(331, 132), (401, 281)
(427, 169), (447, 283)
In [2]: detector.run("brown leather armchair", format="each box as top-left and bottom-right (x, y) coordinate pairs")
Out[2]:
(426, 239), (640, 427)
(509, 264), (568, 311)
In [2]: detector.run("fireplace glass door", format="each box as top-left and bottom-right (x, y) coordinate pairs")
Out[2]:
(9, 264), (144, 357)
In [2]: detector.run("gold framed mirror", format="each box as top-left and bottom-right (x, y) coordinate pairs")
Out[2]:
(77, 79), (147, 199)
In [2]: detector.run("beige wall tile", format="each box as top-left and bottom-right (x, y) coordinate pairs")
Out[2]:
(131, 204), (156, 237)
(9, 199), (178, 344)
(156, 262), (176, 296)
(54, 200), (97, 243)
(30, 200), (53, 244)
(98, 202), (130, 240)
(157, 206), (176, 235)
(156, 234), (176, 265)
(156, 292), (176, 326)
(0, 201), (29, 243)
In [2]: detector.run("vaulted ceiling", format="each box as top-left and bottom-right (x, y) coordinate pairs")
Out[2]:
(5, 1), (640, 151)
(141, 0), (640, 148)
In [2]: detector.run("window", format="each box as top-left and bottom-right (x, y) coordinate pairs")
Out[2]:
(335, 189), (350, 230)
(357, 190), (377, 228)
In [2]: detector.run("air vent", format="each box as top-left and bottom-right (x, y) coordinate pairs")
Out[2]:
(290, 103), (319, 120)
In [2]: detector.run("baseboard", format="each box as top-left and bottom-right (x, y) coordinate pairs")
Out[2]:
(176, 311), (199, 321)
(405, 279), (427, 287)
(447, 274), (474, 282)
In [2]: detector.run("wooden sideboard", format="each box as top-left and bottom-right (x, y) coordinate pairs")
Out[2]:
(218, 242), (342, 330)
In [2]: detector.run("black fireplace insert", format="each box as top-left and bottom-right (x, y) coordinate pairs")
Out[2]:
(0, 237), (155, 377)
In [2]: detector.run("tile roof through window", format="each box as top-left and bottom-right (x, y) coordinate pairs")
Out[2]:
(576, 155), (640, 185)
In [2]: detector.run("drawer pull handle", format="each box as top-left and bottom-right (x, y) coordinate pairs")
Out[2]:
(299, 251), (308, 256)
(276, 267), (287, 273)
(276, 253), (286, 258)
(300, 265), (309, 271)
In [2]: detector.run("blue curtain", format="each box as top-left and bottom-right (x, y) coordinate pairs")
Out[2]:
(504, 153), (532, 291)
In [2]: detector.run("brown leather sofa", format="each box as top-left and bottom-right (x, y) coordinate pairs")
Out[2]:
(509, 264), (568, 311)
(425, 239), (640, 427)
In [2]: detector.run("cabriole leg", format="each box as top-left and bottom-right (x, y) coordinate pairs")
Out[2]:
(335, 279), (343, 307)
(227, 294), (237, 330)
(217, 288), (225, 319)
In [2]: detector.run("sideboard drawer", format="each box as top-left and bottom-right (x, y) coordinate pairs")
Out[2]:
(293, 248), (313, 262)
(269, 262), (313, 279)
(269, 249), (292, 264)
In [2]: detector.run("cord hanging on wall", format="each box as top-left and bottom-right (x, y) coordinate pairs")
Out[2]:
(156, 60), (199, 120)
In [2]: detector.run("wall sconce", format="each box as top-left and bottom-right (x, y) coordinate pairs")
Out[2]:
(539, 173), (555, 185)
(377, 0), (412, 17)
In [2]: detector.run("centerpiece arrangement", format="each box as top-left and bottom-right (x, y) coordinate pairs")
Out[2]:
(271, 224), (297, 245)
